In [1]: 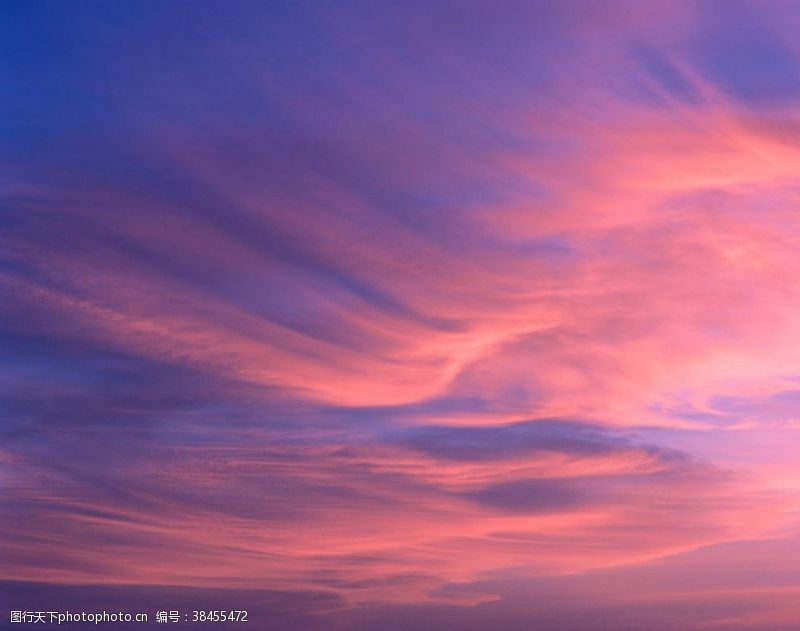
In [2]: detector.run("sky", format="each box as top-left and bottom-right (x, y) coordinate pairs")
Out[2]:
(4, 0), (800, 629)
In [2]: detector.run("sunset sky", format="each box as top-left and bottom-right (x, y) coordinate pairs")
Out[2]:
(5, 1), (800, 629)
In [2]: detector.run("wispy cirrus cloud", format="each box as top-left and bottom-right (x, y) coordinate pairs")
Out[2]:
(5, 0), (800, 628)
